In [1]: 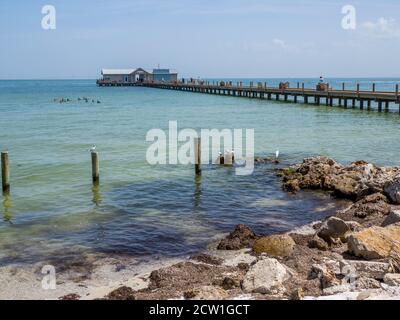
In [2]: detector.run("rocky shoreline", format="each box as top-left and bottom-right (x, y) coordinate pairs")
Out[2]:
(59, 157), (400, 300)
(87, 156), (400, 300)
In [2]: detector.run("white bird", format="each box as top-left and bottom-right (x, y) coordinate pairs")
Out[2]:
(275, 150), (280, 159)
(89, 145), (96, 152)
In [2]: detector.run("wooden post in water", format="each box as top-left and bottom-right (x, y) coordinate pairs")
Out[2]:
(396, 84), (399, 99)
(194, 137), (201, 175)
(357, 83), (360, 94)
(91, 151), (100, 185)
(372, 83), (376, 92)
(1, 152), (10, 194)
(302, 83), (304, 93)
(342, 82), (345, 91)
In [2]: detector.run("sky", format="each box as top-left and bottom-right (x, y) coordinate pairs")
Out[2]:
(0, 0), (400, 79)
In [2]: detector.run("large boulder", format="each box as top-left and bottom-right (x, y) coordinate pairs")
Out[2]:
(242, 258), (290, 294)
(217, 224), (257, 250)
(316, 217), (352, 245)
(347, 225), (400, 260)
(252, 234), (295, 257)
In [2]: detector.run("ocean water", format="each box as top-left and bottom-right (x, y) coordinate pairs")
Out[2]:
(0, 78), (399, 267)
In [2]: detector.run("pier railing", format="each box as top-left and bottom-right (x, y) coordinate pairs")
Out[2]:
(97, 79), (400, 112)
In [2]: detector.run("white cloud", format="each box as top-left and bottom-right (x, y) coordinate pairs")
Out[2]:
(361, 17), (400, 39)
(272, 38), (288, 49)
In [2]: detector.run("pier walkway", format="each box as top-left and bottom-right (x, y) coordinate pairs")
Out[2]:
(96, 80), (400, 112)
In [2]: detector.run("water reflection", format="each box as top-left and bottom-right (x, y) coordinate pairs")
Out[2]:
(2, 194), (12, 223)
(193, 175), (202, 208)
(92, 183), (102, 206)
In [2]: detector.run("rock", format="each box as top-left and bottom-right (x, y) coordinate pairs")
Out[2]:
(184, 286), (228, 300)
(346, 193), (390, 219)
(217, 225), (257, 250)
(382, 210), (400, 227)
(383, 273), (400, 286)
(308, 235), (329, 251)
(354, 277), (381, 290)
(221, 276), (241, 290)
(322, 284), (351, 296)
(252, 234), (295, 257)
(316, 217), (351, 245)
(280, 157), (400, 201)
(384, 176), (400, 204)
(280, 156), (342, 192)
(310, 264), (340, 289)
(237, 263), (250, 272)
(106, 286), (136, 300)
(340, 260), (393, 280)
(58, 293), (81, 300)
(347, 225), (400, 260)
(336, 193), (391, 227)
(222, 251), (257, 267)
(290, 288), (304, 300)
(242, 258), (290, 294)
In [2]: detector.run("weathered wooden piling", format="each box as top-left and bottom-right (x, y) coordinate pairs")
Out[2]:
(378, 101), (383, 112)
(91, 151), (100, 184)
(1, 152), (10, 194)
(194, 137), (201, 175)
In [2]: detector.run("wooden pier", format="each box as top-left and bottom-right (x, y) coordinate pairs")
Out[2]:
(97, 80), (400, 113)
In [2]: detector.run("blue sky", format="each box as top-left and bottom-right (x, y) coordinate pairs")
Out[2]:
(0, 0), (399, 79)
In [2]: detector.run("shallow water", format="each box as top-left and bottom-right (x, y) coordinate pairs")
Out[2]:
(0, 78), (399, 266)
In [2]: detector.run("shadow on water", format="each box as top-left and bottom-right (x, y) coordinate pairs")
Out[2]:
(0, 162), (349, 267)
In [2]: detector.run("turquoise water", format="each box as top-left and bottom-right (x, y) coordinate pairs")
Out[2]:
(0, 79), (399, 266)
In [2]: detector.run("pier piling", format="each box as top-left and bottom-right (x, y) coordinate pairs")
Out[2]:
(91, 151), (100, 185)
(194, 137), (201, 175)
(1, 152), (10, 195)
